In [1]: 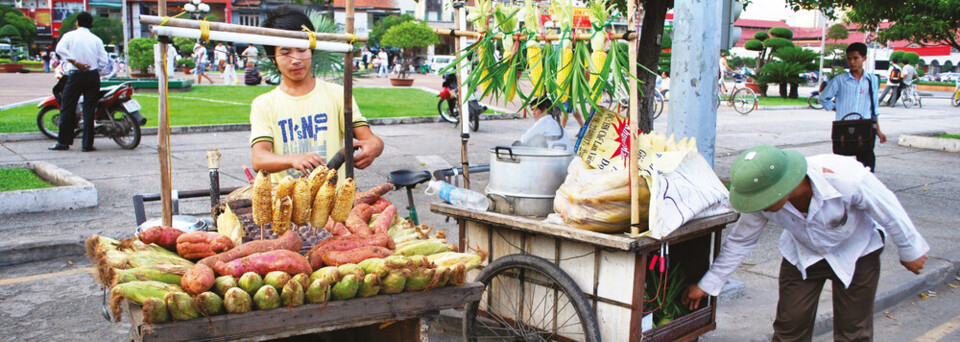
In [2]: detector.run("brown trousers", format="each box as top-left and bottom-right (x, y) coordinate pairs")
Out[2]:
(772, 248), (882, 342)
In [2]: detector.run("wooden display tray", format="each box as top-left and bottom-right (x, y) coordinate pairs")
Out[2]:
(127, 282), (483, 342)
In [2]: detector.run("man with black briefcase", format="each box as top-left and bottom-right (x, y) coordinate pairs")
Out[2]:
(820, 43), (888, 172)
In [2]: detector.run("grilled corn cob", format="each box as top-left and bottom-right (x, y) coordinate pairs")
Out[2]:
(330, 178), (356, 223)
(274, 175), (295, 203)
(311, 170), (337, 229)
(291, 177), (312, 225)
(272, 195), (293, 235)
(307, 165), (329, 198)
(252, 170), (273, 225)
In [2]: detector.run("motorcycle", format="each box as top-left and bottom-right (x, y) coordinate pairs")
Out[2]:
(808, 89), (823, 109)
(437, 72), (487, 132)
(36, 81), (146, 149)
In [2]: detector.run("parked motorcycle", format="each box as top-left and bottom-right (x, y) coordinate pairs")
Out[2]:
(36, 82), (146, 149)
(437, 73), (486, 132)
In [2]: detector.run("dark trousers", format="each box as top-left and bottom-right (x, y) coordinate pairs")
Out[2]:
(58, 70), (100, 149)
(772, 248), (882, 342)
(832, 145), (876, 173)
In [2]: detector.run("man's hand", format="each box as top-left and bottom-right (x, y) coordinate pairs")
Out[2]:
(71, 60), (90, 71)
(877, 129), (887, 144)
(681, 284), (709, 311)
(289, 153), (326, 175)
(353, 139), (384, 170)
(901, 254), (927, 274)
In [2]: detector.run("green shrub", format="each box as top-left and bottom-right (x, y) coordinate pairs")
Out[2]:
(128, 37), (157, 74)
(0, 58), (10, 64)
(768, 27), (793, 39)
(889, 50), (904, 63)
(902, 52), (920, 65)
(19, 60), (41, 66)
(744, 39), (764, 51)
(763, 37), (794, 51)
(753, 31), (769, 41)
(177, 58), (195, 68)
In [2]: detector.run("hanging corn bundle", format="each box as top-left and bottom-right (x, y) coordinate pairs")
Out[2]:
(553, 0), (575, 103)
(493, 4), (522, 102)
(465, 0), (497, 98)
(522, 0), (547, 98)
(587, 0), (611, 104)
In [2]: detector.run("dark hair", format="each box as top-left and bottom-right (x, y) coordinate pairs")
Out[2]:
(846, 42), (867, 58)
(890, 58), (898, 64)
(77, 12), (94, 29)
(261, 6), (314, 62)
(530, 96), (552, 111)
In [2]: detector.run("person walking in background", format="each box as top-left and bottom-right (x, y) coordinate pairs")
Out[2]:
(683, 145), (929, 341)
(222, 43), (237, 85)
(899, 59), (918, 103)
(241, 43), (258, 66)
(377, 49), (388, 78)
(244, 61), (262, 85)
(193, 42), (214, 84)
(879, 58), (901, 106)
(819, 43), (887, 172)
(49, 12), (109, 152)
(42, 46), (53, 72)
(214, 41), (228, 71)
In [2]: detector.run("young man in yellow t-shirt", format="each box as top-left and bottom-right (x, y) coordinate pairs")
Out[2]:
(250, 7), (384, 182)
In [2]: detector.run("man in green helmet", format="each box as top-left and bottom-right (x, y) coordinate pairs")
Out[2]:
(682, 145), (929, 341)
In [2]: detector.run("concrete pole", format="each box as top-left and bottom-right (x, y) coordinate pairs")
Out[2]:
(818, 11), (825, 83)
(667, 0), (721, 166)
(122, 0), (129, 77)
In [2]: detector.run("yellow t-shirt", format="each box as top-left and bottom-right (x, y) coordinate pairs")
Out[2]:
(250, 79), (367, 183)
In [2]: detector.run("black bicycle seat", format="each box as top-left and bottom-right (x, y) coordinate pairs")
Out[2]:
(389, 170), (432, 188)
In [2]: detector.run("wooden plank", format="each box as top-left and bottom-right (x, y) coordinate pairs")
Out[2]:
(432, 202), (738, 251)
(597, 301), (632, 342)
(129, 283), (483, 342)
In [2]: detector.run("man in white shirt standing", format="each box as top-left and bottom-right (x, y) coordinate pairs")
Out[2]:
(50, 12), (109, 152)
(682, 145), (929, 341)
(214, 42), (228, 71)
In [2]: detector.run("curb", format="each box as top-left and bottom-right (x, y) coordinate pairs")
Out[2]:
(0, 239), (86, 267)
(758, 105), (810, 111)
(0, 113), (524, 142)
(0, 97), (44, 111)
(898, 133), (960, 153)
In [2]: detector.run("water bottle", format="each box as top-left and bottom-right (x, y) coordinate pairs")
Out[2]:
(425, 180), (491, 211)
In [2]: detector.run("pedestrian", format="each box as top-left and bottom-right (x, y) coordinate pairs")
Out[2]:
(42, 45), (52, 72)
(658, 71), (670, 97)
(193, 42), (214, 84)
(898, 58), (918, 101)
(819, 43), (887, 172)
(214, 41), (228, 71)
(241, 43), (258, 66)
(377, 49), (388, 78)
(682, 144), (929, 341)
(222, 43), (237, 85)
(361, 46), (371, 70)
(878, 58), (901, 106)
(49, 12), (109, 152)
(243, 61), (261, 85)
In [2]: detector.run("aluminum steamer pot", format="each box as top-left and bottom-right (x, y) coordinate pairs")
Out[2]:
(486, 146), (574, 217)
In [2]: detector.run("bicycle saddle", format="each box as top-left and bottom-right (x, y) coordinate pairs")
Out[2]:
(389, 170), (432, 188)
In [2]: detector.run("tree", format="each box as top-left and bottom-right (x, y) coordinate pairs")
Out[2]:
(60, 13), (123, 45)
(2, 11), (36, 46)
(901, 51), (920, 65)
(745, 27), (794, 96)
(824, 23), (848, 61)
(889, 50), (904, 63)
(367, 13), (415, 49)
(786, 0), (960, 52)
(127, 37), (157, 74)
(0, 24), (20, 43)
(381, 20), (439, 79)
(772, 46), (818, 98)
(759, 61), (805, 98)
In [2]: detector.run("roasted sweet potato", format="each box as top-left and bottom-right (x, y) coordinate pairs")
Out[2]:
(344, 203), (374, 233)
(214, 250), (312, 277)
(181, 263), (215, 295)
(331, 222), (351, 237)
(321, 246), (393, 267)
(176, 231), (235, 260)
(370, 198), (392, 214)
(138, 226), (185, 252)
(371, 205), (397, 235)
(306, 233), (394, 270)
(197, 230), (302, 268)
(353, 183), (395, 206)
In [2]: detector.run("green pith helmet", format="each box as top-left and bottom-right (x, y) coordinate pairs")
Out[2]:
(729, 145), (807, 213)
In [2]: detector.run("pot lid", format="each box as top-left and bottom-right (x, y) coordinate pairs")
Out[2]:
(136, 215), (207, 235)
(488, 146), (574, 157)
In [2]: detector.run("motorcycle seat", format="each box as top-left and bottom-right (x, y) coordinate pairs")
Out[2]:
(389, 170), (432, 189)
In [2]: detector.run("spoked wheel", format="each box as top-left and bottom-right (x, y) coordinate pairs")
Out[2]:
(36, 106), (63, 140)
(469, 109), (479, 132)
(732, 88), (758, 115)
(653, 93), (665, 119)
(463, 254), (601, 342)
(808, 95), (823, 109)
(901, 93), (915, 108)
(108, 108), (141, 149)
(438, 98), (460, 123)
(951, 91), (960, 107)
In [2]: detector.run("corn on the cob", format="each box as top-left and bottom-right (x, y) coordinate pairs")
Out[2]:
(272, 195), (293, 235)
(310, 170), (337, 229)
(427, 252), (486, 270)
(330, 178), (357, 223)
(587, 0), (610, 104)
(527, 42), (544, 96)
(307, 165), (328, 198)
(109, 280), (184, 322)
(291, 177), (312, 225)
(557, 42), (573, 102)
(274, 175), (295, 203)
(252, 170), (273, 225)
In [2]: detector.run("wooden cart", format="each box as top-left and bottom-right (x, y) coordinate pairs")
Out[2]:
(432, 202), (738, 342)
(127, 282), (483, 342)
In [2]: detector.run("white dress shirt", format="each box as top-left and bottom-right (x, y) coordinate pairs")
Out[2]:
(55, 27), (108, 72)
(519, 115), (573, 153)
(698, 154), (929, 296)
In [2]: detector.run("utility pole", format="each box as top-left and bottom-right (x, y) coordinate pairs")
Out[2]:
(668, 0), (721, 166)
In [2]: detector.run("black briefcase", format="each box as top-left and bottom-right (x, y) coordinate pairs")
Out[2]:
(831, 113), (875, 154)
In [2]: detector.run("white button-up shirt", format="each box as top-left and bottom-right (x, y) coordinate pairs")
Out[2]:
(698, 154), (929, 296)
(55, 27), (108, 73)
(820, 72), (880, 121)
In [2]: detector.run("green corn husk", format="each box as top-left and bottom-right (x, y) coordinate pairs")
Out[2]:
(331, 274), (360, 300)
(213, 276), (238, 297)
(426, 252), (485, 270)
(224, 287), (252, 314)
(238, 272), (264, 296)
(383, 255), (413, 270)
(305, 279), (331, 304)
(264, 271), (291, 291)
(195, 291), (224, 316)
(310, 267), (341, 286)
(281, 280), (305, 307)
(358, 258), (388, 277)
(165, 292), (201, 321)
(126, 250), (194, 268)
(141, 297), (169, 324)
(111, 265), (188, 287)
(357, 273), (381, 298)
(403, 268), (436, 292)
(253, 285), (281, 310)
(434, 266), (452, 287)
(109, 281), (184, 322)
(290, 273), (310, 290)
(337, 263), (363, 277)
(380, 269), (409, 294)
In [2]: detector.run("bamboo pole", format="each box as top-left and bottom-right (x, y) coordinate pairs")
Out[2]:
(140, 15), (368, 43)
(343, 0), (355, 178)
(431, 28), (638, 42)
(157, 0), (173, 227)
(628, 1), (641, 236)
(454, 3), (470, 190)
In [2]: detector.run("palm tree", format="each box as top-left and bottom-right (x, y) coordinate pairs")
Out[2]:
(256, 11), (346, 83)
(772, 47), (819, 98)
(759, 61), (805, 98)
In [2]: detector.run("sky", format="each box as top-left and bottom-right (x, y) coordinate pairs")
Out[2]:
(741, 0), (794, 21)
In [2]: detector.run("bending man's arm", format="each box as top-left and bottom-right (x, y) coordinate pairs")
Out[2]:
(351, 126), (383, 169)
(683, 212), (767, 310)
(251, 141), (326, 176)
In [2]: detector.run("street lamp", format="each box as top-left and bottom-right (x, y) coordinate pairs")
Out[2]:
(184, 0), (210, 20)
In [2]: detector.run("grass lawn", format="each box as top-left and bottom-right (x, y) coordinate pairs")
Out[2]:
(0, 86), (440, 133)
(758, 96), (810, 107)
(0, 168), (52, 191)
(938, 133), (960, 139)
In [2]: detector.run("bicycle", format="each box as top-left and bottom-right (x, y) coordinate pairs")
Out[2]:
(951, 83), (959, 107)
(897, 83), (922, 108)
(808, 90), (823, 109)
(602, 83), (665, 119)
(717, 75), (758, 115)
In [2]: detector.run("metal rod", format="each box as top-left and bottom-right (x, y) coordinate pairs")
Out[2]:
(343, 0), (355, 178)
(140, 15), (368, 43)
(431, 28), (638, 41)
(157, 0), (173, 227)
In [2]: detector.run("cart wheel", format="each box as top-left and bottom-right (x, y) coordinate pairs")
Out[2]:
(463, 254), (601, 342)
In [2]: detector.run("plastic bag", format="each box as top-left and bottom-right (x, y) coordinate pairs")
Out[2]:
(553, 158), (649, 233)
(637, 133), (731, 239)
(574, 108), (632, 171)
